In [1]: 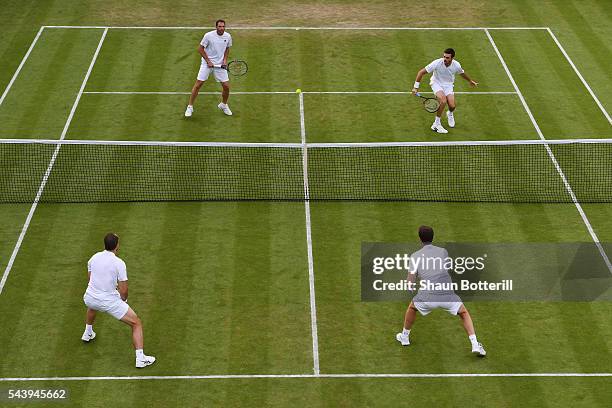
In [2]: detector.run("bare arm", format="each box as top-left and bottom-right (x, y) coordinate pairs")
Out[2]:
(460, 72), (478, 87)
(412, 68), (429, 94)
(198, 45), (213, 67)
(118, 280), (128, 302)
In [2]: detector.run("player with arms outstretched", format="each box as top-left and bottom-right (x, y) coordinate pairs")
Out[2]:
(185, 19), (233, 117)
(412, 48), (478, 134)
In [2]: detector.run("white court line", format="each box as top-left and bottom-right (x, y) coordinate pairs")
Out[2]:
(42, 25), (549, 30)
(83, 91), (295, 95)
(0, 29), (109, 296)
(485, 29), (612, 274)
(1, 372), (610, 381)
(0, 26), (45, 107)
(82, 91), (516, 95)
(299, 92), (320, 376)
(303, 91), (516, 95)
(546, 28), (611, 125)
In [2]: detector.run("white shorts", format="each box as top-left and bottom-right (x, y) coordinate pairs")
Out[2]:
(84, 292), (129, 320)
(197, 63), (229, 83)
(413, 301), (463, 316)
(430, 81), (454, 96)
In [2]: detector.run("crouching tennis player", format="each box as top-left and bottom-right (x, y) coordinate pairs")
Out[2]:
(412, 48), (478, 134)
(81, 233), (156, 368)
(396, 226), (486, 356)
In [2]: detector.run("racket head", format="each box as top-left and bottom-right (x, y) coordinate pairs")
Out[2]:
(423, 98), (440, 113)
(227, 60), (248, 76)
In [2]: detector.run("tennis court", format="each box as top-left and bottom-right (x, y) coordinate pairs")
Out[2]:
(1, 14), (611, 407)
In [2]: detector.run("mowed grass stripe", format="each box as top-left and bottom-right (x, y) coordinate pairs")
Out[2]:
(111, 30), (174, 141)
(310, 202), (608, 374)
(490, 30), (611, 138)
(42, 203), (136, 377)
(66, 30), (127, 139)
(0, 0), (58, 90)
(0, 29), (105, 139)
(0, 203), (313, 378)
(0, 204), (129, 377)
(0, 376), (609, 407)
(551, 1), (612, 92)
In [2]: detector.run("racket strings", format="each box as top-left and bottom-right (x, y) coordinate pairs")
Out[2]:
(228, 60), (248, 76)
(423, 98), (440, 113)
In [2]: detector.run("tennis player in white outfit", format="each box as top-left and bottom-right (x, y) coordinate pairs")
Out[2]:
(81, 233), (156, 368)
(185, 19), (233, 117)
(412, 48), (479, 134)
(396, 226), (486, 356)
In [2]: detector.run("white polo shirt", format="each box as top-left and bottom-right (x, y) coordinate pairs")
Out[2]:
(425, 58), (464, 86)
(200, 30), (232, 65)
(85, 250), (127, 300)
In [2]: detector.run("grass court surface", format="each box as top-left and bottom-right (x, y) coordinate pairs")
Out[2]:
(0, 1), (611, 406)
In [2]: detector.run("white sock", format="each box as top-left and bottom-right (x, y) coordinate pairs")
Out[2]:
(402, 328), (410, 337)
(85, 324), (93, 334)
(448, 110), (454, 116)
(434, 116), (441, 125)
(187, 104), (193, 108)
(220, 102), (227, 108)
(136, 349), (145, 360)
(469, 334), (478, 347)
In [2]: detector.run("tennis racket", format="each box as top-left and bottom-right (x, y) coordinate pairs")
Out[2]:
(213, 59), (248, 76)
(415, 93), (440, 113)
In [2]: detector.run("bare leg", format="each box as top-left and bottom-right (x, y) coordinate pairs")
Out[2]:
(403, 302), (418, 330)
(188, 80), (205, 106)
(221, 81), (230, 104)
(435, 91), (447, 119)
(457, 304), (475, 336)
(120, 307), (144, 350)
(86, 308), (96, 325)
(446, 93), (456, 112)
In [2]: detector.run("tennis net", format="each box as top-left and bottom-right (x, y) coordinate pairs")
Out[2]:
(1, 138), (611, 203)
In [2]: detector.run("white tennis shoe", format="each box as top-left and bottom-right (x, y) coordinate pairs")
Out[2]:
(184, 105), (193, 117)
(218, 103), (233, 116)
(395, 332), (410, 346)
(81, 330), (96, 342)
(136, 355), (156, 368)
(431, 123), (448, 134)
(472, 342), (487, 357)
(447, 111), (455, 128)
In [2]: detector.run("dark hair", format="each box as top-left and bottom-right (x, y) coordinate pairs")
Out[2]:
(418, 226), (434, 243)
(104, 233), (119, 251)
(216, 19), (226, 27)
(444, 48), (455, 57)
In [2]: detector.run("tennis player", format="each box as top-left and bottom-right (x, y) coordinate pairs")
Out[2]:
(411, 48), (478, 134)
(185, 19), (233, 117)
(81, 233), (156, 368)
(396, 226), (486, 356)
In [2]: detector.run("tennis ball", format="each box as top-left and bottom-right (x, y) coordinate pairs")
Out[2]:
(296, 88), (302, 93)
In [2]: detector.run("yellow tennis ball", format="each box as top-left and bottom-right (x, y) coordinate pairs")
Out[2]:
(296, 88), (302, 93)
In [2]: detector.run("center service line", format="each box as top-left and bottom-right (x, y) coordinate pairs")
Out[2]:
(299, 91), (320, 376)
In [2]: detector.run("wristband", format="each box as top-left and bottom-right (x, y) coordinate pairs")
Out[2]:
(413, 81), (420, 89)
